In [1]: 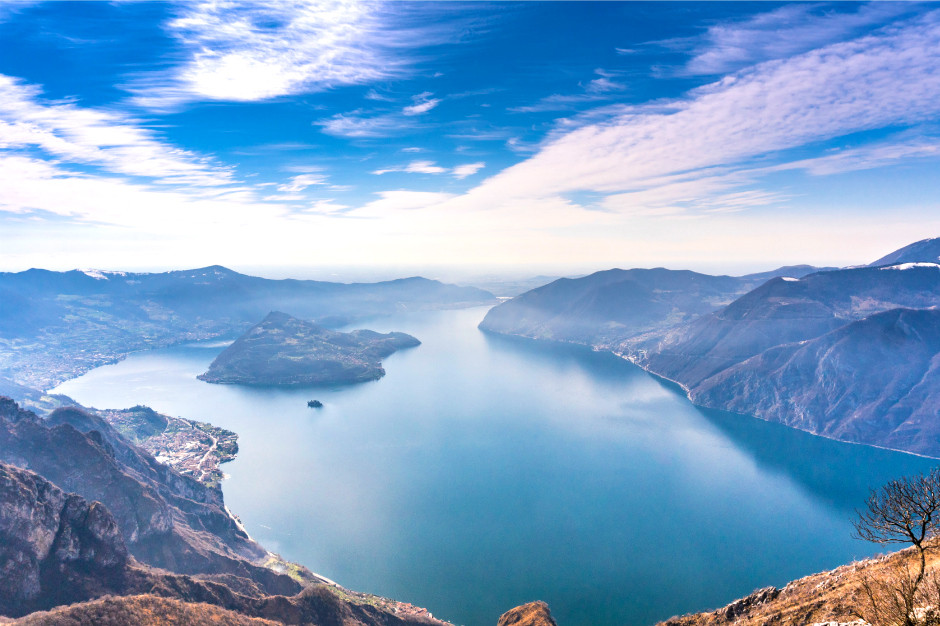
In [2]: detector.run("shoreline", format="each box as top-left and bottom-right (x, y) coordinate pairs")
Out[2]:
(482, 326), (940, 461)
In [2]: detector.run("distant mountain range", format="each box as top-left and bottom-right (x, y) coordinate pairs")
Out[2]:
(199, 311), (420, 386)
(479, 264), (831, 344)
(481, 238), (940, 457)
(0, 265), (494, 395)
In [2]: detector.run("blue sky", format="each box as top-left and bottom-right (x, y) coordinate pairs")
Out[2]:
(1, 1), (940, 278)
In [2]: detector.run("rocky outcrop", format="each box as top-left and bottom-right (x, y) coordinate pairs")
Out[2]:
(199, 311), (420, 386)
(658, 542), (940, 626)
(0, 399), (297, 595)
(497, 601), (557, 626)
(0, 462), (129, 617)
(0, 460), (445, 625)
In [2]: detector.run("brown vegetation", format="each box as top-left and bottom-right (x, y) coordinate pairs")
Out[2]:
(659, 541), (940, 626)
(11, 594), (281, 626)
(497, 601), (557, 626)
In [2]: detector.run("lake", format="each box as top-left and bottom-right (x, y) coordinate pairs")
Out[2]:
(53, 306), (935, 626)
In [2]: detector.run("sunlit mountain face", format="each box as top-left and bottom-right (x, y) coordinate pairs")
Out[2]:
(1, 1), (939, 278)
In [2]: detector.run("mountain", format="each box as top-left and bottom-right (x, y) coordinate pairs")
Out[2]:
(479, 238), (940, 456)
(631, 265), (940, 387)
(0, 399), (445, 624)
(0, 266), (494, 392)
(692, 308), (940, 456)
(620, 263), (940, 456)
(0, 397), (298, 592)
(478, 265), (831, 346)
(198, 312), (420, 386)
(0, 459), (444, 625)
(869, 236), (940, 266)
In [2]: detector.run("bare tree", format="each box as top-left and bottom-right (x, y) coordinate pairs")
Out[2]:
(854, 469), (940, 626)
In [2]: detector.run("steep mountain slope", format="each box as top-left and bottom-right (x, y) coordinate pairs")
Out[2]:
(692, 308), (940, 456)
(631, 265), (940, 388)
(0, 398), (297, 593)
(0, 461), (444, 625)
(478, 266), (827, 346)
(199, 311), (420, 386)
(0, 461), (128, 617)
(869, 236), (940, 266)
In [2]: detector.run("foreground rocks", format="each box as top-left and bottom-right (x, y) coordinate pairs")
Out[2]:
(497, 601), (557, 626)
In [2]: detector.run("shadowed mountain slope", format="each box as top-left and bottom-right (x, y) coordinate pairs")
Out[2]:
(0, 398), (296, 593)
(0, 460), (445, 625)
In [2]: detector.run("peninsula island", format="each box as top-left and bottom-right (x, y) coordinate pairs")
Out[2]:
(198, 311), (420, 386)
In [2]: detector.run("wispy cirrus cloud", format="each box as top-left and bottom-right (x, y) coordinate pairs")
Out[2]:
(315, 110), (417, 138)
(474, 10), (940, 216)
(372, 160), (484, 179)
(509, 69), (627, 113)
(129, 0), (456, 109)
(452, 162), (485, 179)
(0, 74), (235, 187)
(672, 1), (921, 75)
(402, 92), (441, 116)
(277, 173), (328, 192)
(373, 160), (446, 175)
(771, 136), (940, 177)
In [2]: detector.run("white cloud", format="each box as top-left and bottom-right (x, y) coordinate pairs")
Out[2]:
(678, 2), (918, 75)
(586, 69), (626, 93)
(510, 69), (626, 113)
(402, 92), (441, 116)
(0, 154), (285, 229)
(373, 160), (447, 175)
(129, 1), (448, 108)
(315, 110), (416, 138)
(771, 138), (940, 176)
(278, 173), (327, 192)
(372, 160), (484, 178)
(0, 74), (235, 187)
(358, 190), (455, 215)
(452, 162), (485, 179)
(476, 11), (940, 211)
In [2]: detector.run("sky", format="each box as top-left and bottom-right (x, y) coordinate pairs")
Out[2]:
(1, 1), (940, 280)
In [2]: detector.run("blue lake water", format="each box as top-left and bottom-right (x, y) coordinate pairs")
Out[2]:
(53, 306), (935, 626)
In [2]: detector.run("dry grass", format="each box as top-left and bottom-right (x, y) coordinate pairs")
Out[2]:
(11, 594), (282, 626)
(660, 541), (940, 626)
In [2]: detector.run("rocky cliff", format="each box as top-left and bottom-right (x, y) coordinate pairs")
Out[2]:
(0, 397), (296, 594)
(496, 601), (558, 626)
(659, 540), (940, 626)
(0, 459), (445, 625)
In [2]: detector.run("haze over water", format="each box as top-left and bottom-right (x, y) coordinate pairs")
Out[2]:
(54, 306), (934, 626)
